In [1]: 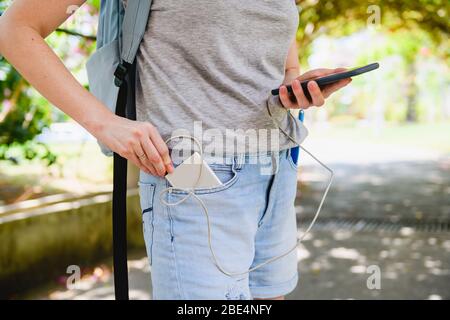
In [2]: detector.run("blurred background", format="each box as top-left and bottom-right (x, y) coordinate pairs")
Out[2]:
(0, 0), (448, 299)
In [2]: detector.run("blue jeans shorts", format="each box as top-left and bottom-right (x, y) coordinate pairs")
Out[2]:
(138, 149), (299, 300)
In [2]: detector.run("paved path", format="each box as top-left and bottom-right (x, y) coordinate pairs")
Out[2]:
(31, 228), (450, 300)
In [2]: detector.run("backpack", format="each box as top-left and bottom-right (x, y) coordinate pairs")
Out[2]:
(86, 0), (152, 300)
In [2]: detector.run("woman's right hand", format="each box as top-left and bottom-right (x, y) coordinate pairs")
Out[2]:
(96, 115), (174, 177)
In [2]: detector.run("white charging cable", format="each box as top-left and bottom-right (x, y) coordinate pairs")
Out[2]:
(158, 107), (334, 277)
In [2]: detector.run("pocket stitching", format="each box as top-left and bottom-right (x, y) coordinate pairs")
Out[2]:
(139, 183), (156, 265)
(287, 149), (299, 171)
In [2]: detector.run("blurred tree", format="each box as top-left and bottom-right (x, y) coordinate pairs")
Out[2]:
(389, 31), (426, 122)
(296, 0), (449, 122)
(296, 0), (448, 55)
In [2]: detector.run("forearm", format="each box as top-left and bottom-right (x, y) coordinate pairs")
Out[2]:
(283, 37), (300, 84)
(0, 20), (113, 136)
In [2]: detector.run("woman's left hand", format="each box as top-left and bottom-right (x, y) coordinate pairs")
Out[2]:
(278, 68), (352, 109)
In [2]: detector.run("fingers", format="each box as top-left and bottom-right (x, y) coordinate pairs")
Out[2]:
(279, 85), (296, 109)
(322, 78), (352, 98)
(109, 117), (173, 177)
(146, 124), (174, 173)
(291, 79), (311, 109)
(129, 153), (157, 176)
(136, 122), (174, 177)
(307, 81), (325, 107)
(298, 68), (337, 81)
(115, 137), (157, 176)
(133, 141), (159, 176)
(146, 165), (158, 177)
(141, 136), (167, 177)
(277, 67), (351, 109)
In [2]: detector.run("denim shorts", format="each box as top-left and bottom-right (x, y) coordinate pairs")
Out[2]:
(138, 149), (299, 300)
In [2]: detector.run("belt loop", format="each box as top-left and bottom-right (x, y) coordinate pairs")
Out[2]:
(234, 153), (244, 170)
(271, 152), (280, 174)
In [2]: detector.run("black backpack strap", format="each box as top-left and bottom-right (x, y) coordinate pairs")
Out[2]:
(112, 64), (130, 300)
(111, 0), (151, 300)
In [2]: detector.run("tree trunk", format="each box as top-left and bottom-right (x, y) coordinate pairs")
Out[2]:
(405, 62), (418, 122)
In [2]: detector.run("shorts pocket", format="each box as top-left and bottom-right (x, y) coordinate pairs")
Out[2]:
(170, 163), (240, 195)
(138, 182), (156, 265)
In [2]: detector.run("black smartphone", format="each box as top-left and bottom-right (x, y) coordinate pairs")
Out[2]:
(271, 62), (379, 99)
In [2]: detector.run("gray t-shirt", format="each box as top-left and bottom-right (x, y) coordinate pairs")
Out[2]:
(125, 0), (305, 155)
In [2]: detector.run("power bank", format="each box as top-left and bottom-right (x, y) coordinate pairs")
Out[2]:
(165, 152), (223, 189)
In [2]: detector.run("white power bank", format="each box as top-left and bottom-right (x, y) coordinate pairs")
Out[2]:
(165, 152), (223, 189)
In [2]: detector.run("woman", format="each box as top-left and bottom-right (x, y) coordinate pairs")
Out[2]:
(0, 0), (350, 300)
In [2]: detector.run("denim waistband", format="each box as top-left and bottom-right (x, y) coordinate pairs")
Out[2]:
(169, 148), (290, 168)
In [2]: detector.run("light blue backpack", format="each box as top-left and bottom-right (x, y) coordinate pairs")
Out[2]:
(86, 0), (152, 300)
(87, 0), (151, 156)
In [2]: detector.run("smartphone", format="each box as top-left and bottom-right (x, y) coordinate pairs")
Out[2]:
(271, 62), (379, 99)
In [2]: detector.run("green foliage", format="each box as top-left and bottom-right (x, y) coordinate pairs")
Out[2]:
(0, 1), (99, 165)
(296, 0), (449, 62)
(296, 0), (448, 123)
(0, 60), (55, 165)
